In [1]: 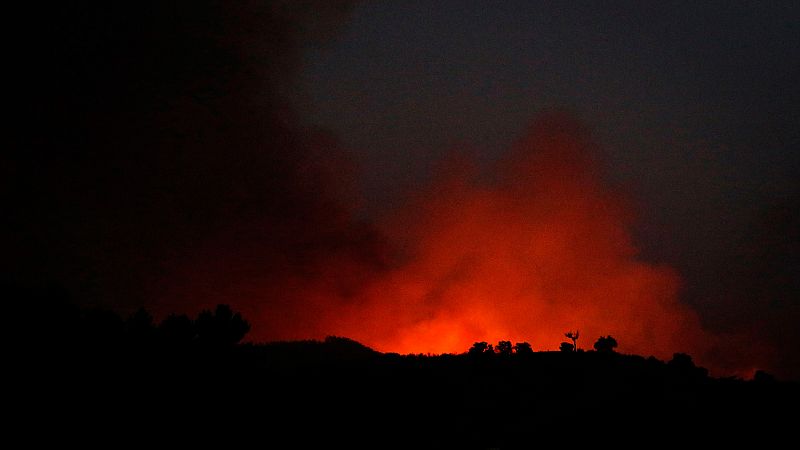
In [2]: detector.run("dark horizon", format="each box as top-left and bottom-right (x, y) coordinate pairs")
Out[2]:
(7, 1), (799, 380)
(22, 296), (800, 446)
(20, 292), (786, 380)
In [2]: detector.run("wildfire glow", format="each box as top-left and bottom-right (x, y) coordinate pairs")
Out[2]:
(163, 115), (711, 361)
(332, 116), (708, 358)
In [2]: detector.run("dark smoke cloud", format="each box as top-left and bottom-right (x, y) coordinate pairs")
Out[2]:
(7, 1), (370, 314)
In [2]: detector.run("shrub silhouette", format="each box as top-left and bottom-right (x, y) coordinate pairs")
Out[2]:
(559, 342), (574, 352)
(754, 370), (776, 383)
(593, 335), (618, 353)
(668, 352), (709, 380)
(513, 342), (533, 355)
(468, 341), (494, 356)
(496, 340), (513, 355)
(195, 304), (250, 347)
(158, 313), (195, 346)
(125, 307), (156, 346)
(668, 352), (695, 370)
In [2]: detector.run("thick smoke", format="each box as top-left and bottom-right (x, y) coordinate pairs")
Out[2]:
(237, 115), (712, 363)
(12, 2), (793, 378)
(7, 0), (364, 309)
(158, 113), (713, 365)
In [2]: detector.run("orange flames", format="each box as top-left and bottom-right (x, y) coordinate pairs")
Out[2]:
(163, 115), (710, 362)
(337, 116), (708, 358)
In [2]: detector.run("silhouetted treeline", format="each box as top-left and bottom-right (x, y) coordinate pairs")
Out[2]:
(13, 284), (800, 447)
(18, 283), (249, 352)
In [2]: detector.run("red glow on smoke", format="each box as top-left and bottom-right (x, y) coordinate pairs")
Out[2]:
(162, 115), (710, 361)
(344, 117), (707, 357)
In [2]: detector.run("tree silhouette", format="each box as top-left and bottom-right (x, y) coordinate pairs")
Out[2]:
(158, 313), (195, 346)
(668, 352), (695, 370)
(468, 341), (494, 356)
(565, 330), (579, 351)
(593, 335), (618, 353)
(195, 304), (250, 347)
(559, 342), (574, 352)
(81, 308), (124, 346)
(496, 340), (513, 355)
(513, 342), (533, 355)
(754, 370), (776, 383)
(667, 352), (709, 380)
(125, 307), (156, 348)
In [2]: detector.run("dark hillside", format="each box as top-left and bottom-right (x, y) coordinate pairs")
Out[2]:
(14, 289), (799, 447)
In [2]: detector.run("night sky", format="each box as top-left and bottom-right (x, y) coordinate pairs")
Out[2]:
(8, 1), (799, 378)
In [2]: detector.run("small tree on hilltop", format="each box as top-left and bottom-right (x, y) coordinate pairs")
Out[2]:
(496, 340), (513, 356)
(468, 341), (494, 356)
(565, 330), (579, 352)
(593, 335), (618, 353)
(513, 342), (533, 355)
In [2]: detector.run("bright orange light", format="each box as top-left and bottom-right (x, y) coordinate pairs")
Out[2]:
(161, 115), (712, 364)
(254, 115), (709, 360)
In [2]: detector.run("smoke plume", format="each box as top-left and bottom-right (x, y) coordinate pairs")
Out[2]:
(216, 114), (711, 362)
(17, 1), (796, 378)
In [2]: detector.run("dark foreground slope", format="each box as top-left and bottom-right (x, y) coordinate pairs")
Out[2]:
(14, 290), (800, 447)
(29, 339), (799, 447)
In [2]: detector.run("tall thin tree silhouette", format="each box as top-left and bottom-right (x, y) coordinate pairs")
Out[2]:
(565, 330), (579, 352)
